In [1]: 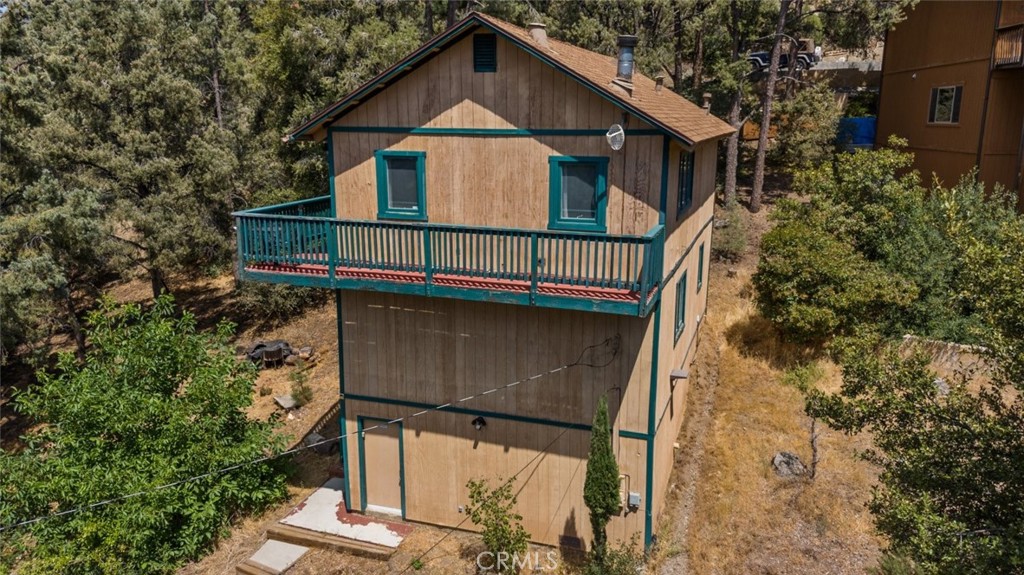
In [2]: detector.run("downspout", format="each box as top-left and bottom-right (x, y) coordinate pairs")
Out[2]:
(976, 1), (1003, 176)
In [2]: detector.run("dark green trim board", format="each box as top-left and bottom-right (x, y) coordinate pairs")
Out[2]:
(547, 156), (609, 233)
(327, 134), (337, 218)
(644, 301), (662, 550)
(328, 126), (665, 137)
(375, 150), (427, 221)
(336, 292), (352, 510)
(618, 429), (650, 440)
(658, 136), (670, 225)
(356, 416), (407, 518)
(346, 393), (592, 431)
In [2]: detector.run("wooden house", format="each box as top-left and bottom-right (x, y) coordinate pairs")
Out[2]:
(876, 0), (1024, 199)
(234, 12), (733, 551)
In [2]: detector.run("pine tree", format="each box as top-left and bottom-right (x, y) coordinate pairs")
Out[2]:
(584, 395), (620, 565)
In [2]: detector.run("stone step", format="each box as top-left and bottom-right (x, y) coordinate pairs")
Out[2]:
(266, 523), (395, 560)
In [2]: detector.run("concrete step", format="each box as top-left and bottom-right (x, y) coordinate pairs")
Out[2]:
(266, 523), (395, 560)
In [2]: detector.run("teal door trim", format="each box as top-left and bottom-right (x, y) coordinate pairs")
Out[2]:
(356, 416), (406, 519)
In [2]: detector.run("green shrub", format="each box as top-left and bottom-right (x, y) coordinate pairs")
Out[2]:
(584, 536), (644, 575)
(773, 81), (842, 170)
(234, 282), (329, 325)
(289, 361), (314, 407)
(712, 201), (748, 262)
(466, 477), (530, 573)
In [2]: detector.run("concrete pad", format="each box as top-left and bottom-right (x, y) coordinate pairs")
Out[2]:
(249, 539), (308, 573)
(280, 477), (413, 548)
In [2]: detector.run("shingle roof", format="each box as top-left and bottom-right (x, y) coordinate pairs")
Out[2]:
(286, 12), (735, 145)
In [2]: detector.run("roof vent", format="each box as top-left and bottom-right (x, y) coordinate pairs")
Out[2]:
(528, 23), (548, 48)
(654, 74), (665, 92)
(702, 92), (712, 114)
(616, 35), (638, 83)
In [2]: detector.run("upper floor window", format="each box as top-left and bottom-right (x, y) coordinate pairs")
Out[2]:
(473, 34), (497, 73)
(928, 86), (962, 124)
(697, 242), (705, 292)
(674, 271), (687, 343)
(548, 156), (608, 232)
(677, 150), (695, 217)
(375, 150), (426, 221)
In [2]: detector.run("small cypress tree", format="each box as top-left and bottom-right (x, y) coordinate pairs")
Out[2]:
(584, 395), (620, 565)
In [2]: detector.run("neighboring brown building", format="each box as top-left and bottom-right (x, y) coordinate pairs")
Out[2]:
(877, 0), (1024, 197)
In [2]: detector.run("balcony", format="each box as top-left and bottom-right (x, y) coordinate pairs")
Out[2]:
(234, 196), (664, 317)
(994, 25), (1024, 68)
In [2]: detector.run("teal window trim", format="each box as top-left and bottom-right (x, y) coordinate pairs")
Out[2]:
(375, 150), (427, 221)
(473, 33), (497, 73)
(676, 150), (695, 217)
(697, 242), (704, 292)
(674, 271), (687, 343)
(548, 156), (609, 233)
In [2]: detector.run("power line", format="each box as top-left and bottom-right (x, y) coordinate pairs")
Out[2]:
(0, 336), (618, 533)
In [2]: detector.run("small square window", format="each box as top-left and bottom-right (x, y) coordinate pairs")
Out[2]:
(674, 271), (687, 343)
(697, 243), (705, 292)
(677, 150), (695, 217)
(548, 156), (608, 232)
(928, 85), (962, 124)
(473, 34), (497, 73)
(375, 151), (426, 220)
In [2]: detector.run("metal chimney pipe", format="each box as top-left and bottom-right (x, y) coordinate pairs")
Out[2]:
(527, 23), (548, 47)
(616, 35), (638, 82)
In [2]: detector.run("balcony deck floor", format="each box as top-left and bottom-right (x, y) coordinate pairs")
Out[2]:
(245, 261), (645, 304)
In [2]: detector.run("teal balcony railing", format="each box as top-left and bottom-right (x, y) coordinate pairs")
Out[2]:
(233, 196), (664, 316)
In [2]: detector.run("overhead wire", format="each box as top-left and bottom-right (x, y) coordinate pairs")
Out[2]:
(0, 335), (619, 533)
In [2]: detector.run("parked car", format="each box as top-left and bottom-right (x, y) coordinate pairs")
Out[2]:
(747, 40), (821, 74)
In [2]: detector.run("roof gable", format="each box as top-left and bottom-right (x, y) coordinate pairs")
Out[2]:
(286, 12), (735, 145)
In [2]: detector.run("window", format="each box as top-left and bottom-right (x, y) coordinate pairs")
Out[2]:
(473, 34), (497, 73)
(697, 242), (705, 292)
(677, 150), (695, 216)
(928, 86), (963, 124)
(548, 156), (609, 232)
(674, 271), (687, 343)
(375, 150), (426, 220)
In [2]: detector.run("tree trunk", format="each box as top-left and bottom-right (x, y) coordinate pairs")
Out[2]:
(723, 3), (743, 206)
(204, 0), (224, 129)
(750, 0), (790, 213)
(446, 0), (459, 28)
(724, 91), (742, 206)
(783, 0), (804, 99)
(692, 23), (704, 93)
(672, 8), (684, 89)
(422, 0), (434, 41)
(63, 288), (86, 361)
(150, 266), (168, 299)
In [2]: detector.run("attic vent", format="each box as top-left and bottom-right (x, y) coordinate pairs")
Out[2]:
(473, 34), (497, 73)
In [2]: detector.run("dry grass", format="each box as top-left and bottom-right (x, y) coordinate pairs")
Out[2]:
(663, 203), (884, 575)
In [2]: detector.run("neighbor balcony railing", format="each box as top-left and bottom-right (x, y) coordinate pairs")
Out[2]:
(233, 196), (664, 316)
(994, 25), (1024, 68)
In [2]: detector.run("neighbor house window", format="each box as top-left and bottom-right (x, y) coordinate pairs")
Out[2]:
(548, 156), (609, 232)
(473, 34), (497, 73)
(674, 271), (687, 343)
(677, 150), (695, 216)
(375, 150), (426, 220)
(928, 86), (963, 124)
(697, 242), (705, 292)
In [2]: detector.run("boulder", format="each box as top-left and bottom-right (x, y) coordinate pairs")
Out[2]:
(284, 354), (299, 366)
(772, 451), (807, 478)
(298, 346), (314, 360)
(274, 395), (297, 410)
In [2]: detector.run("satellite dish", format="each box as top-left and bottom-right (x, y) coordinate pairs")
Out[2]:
(606, 124), (625, 151)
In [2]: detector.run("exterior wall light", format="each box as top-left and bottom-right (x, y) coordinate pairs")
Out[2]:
(471, 416), (487, 431)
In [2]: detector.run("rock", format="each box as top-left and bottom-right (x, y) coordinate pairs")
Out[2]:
(934, 377), (950, 397)
(727, 268), (738, 278)
(274, 395), (297, 410)
(304, 432), (337, 456)
(284, 354), (299, 366)
(772, 451), (807, 478)
(298, 346), (314, 360)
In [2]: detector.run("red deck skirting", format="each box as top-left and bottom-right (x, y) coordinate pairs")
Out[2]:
(245, 261), (644, 303)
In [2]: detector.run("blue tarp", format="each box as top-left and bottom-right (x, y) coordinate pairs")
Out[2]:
(837, 117), (876, 148)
